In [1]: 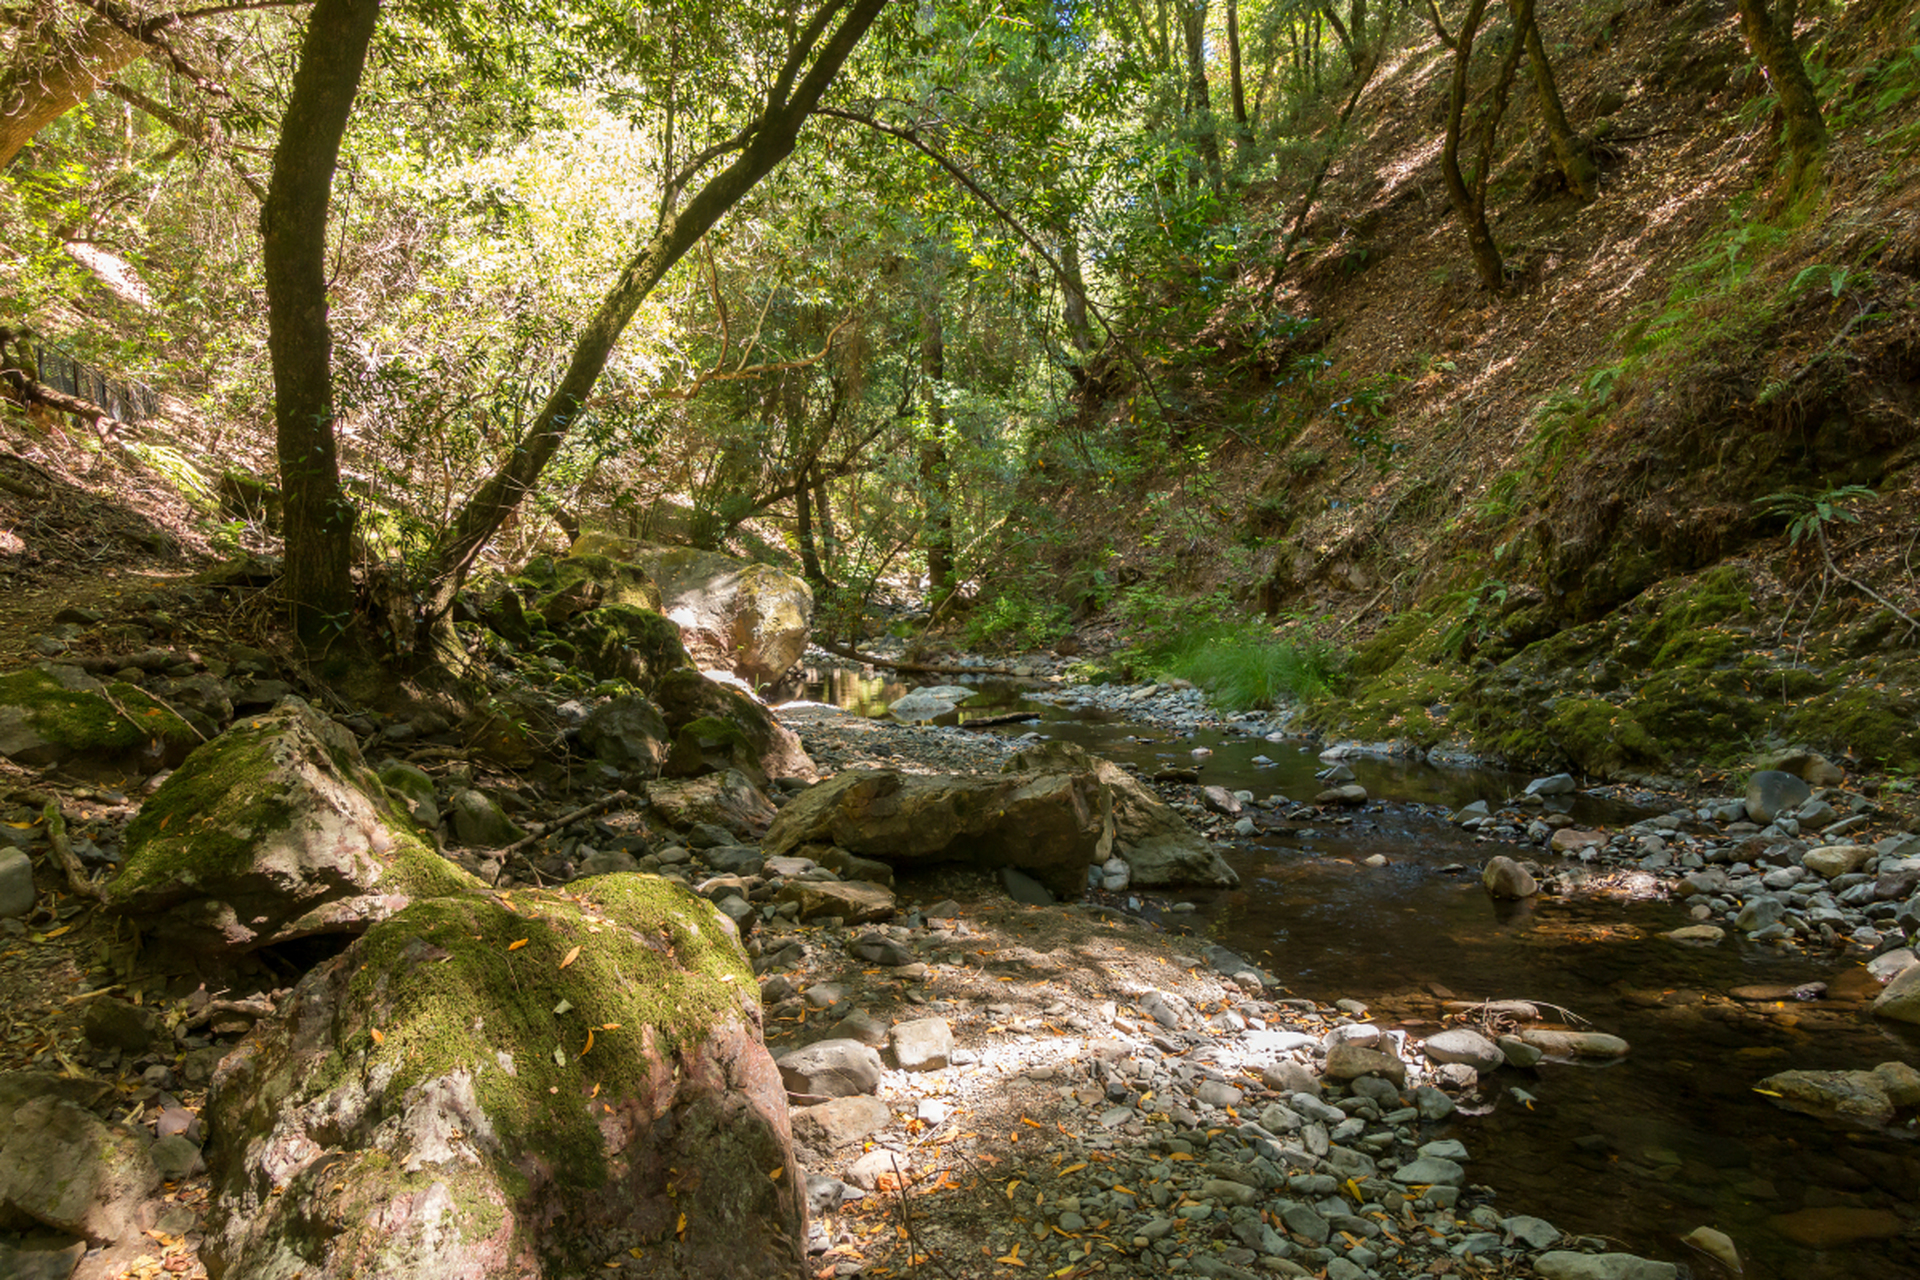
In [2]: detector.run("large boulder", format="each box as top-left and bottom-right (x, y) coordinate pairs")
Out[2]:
(579, 694), (673, 777)
(0, 664), (199, 774)
(653, 669), (816, 785)
(528, 552), (664, 623)
(1003, 741), (1237, 888)
(0, 1073), (160, 1244)
(203, 877), (806, 1280)
(103, 699), (481, 954)
(762, 768), (1110, 898)
(572, 604), (693, 693)
(570, 535), (814, 687)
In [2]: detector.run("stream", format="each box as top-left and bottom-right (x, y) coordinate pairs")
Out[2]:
(801, 667), (1920, 1279)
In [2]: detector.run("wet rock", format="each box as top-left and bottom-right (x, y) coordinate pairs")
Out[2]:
(1757, 1066), (1902, 1125)
(1746, 770), (1812, 824)
(103, 699), (481, 955)
(1548, 829), (1606, 855)
(1315, 784), (1368, 806)
(1450, 800), (1491, 826)
(763, 768), (1110, 898)
(1482, 856), (1537, 899)
(1517, 1029), (1630, 1058)
(1422, 1028), (1504, 1071)
(1525, 774), (1577, 797)
(0, 849), (32, 918)
(1535, 1250), (1677, 1280)
(1664, 924), (1724, 944)
(1323, 1042), (1406, 1087)
(204, 879), (804, 1280)
(1871, 964), (1920, 1023)
(890, 1018), (952, 1072)
(646, 769), (779, 840)
(776, 1039), (885, 1097)
(1767, 1206), (1905, 1248)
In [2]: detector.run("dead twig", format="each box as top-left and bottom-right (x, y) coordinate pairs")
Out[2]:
(814, 639), (1016, 677)
(43, 800), (103, 902)
(889, 1152), (962, 1280)
(499, 790), (631, 856)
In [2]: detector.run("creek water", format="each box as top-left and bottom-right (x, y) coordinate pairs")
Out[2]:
(798, 670), (1920, 1279)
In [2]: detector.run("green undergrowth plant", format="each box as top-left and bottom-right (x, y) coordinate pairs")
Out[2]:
(1115, 586), (1347, 708)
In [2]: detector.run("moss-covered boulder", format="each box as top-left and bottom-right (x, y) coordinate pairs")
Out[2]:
(653, 668), (816, 786)
(0, 664), (198, 774)
(762, 768), (1112, 898)
(104, 699), (480, 955)
(203, 879), (805, 1280)
(533, 553), (664, 625)
(573, 603), (692, 693)
(570, 534), (814, 687)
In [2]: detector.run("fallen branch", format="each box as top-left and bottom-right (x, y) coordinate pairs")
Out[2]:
(890, 1152), (962, 1280)
(814, 639), (1017, 677)
(43, 801), (103, 902)
(499, 790), (631, 856)
(183, 992), (281, 1029)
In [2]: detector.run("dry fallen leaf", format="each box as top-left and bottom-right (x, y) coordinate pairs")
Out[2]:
(559, 945), (581, 969)
(370, 1028), (385, 1045)
(508, 938), (529, 951)
(582, 1028), (595, 1056)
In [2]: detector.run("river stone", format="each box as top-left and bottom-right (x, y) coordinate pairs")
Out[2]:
(887, 690), (958, 723)
(1517, 1029), (1629, 1058)
(103, 699), (481, 955)
(1767, 1206), (1905, 1248)
(1735, 895), (1785, 932)
(646, 769), (779, 839)
(202, 878), (804, 1280)
(1504, 1215), (1560, 1249)
(1482, 856), (1537, 899)
(1003, 741), (1238, 887)
(1525, 773), (1577, 797)
(652, 669), (817, 785)
(1391, 1156), (1464, 1187)
(1680, 1226), (1739, 1273)
(890, 1018), (952, 1072)
(763, 767), (1110, 898)
(1535, 1251), (1677, 1280)
(1323, 1042), (1405, 1087)
(1746, 770), (1812, 824)
(1754, 749), (1846, 786)
(1756, 1067), (1897, 1125)
(1871, 964), (1920, 1023)
(792, 1095), (890, 1151)
(776, 1038), (884, 1097)
(1548, 828), (1606, 855)
(1422, 1028), (1504, 1071)
(776, 879), (895, 924)
(1802, 844), (1873, 878)
(1315, 784), (1369, 806)
(1664, 924), (1725, 944)
(0, 849), (31, 918)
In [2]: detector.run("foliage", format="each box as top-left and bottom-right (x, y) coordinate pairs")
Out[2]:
(1757, 484), (1878, 545)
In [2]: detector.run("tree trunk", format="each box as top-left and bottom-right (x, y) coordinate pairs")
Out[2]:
(917, 267), (955, 609)
(1059, 233), (1094, 355)
(1181, 0), (1225, 194)
(1431, 0), (1521, 291)
(0, 15), (142, 171)
(1517, 0), (1596, 201)
(1735, 0), (1826, 189)
(263, 0), (379, 644)
(420, 0), (892, 638)
(1225, 0), (1250, 162)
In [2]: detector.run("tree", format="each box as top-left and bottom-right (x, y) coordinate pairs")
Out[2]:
(1734, 0), (1826, 190)
(1425, 0), (1526, 291)
(1517, 0), (1595, 202)
(262, 0), (380, 642)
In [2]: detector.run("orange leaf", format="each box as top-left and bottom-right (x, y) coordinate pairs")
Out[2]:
(560, 945), (581, 969)
(508, 938), (529, 951)
(370, 1029), (385, 1045)
(582, 1028), (595, 1056)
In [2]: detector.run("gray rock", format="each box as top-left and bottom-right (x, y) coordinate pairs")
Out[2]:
(0, 849), (32, 918)
(1526, 773), (1577, 797)
(1450, 800), (1491, 826)
(792, 1095), (891, 1148)
(1870, 963), (1920, 1024)
(1735, 895), (1785, 932)
(1196, 1080), (1244, 1108)
(887, 690), (958, 723)
(1422, 1028), (1504, 1071)
(1802, 844), (1873, 878)
(851, 933), (915, 966)
(776, 1038), (885, 1096)
(1001, 867), (1055, 905)
(1535, 1250), (1677, 1280)
(448, 787), (525, 846)
(1504, 1214), (1560, 1249)
(579, 695), (672, 776)
(890, 1018), (953, 1072)
(0, 1090), (160, 1241)
(0, 1237), (85, 1280)
(1497, 1035), (1545, 1068)
(150, 1132), (204, 1180)
(1323, 1041), (1405, 1087)
(1746, 770), (1812, 824)
(1482, 855), (1538, 899)
(1390, 1155), (1464, 1186)
(1315, 784), (1369, 806)
(1279, 1203), (1329, 1244)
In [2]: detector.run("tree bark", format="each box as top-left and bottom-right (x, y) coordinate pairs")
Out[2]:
(0, 15), (142, 171)
(1429, 0), (1524, 291)
(1516, 0), (1596, 201)
(1059, 233), (1094, 355)
(1225, 0), (1250, 162)
(263, 0), (379, 643)
(917, 262), (955, 608)
(1180, 0), (1225, 194)
(1735, 0), (1826, 189)
(420, 0), (892, 637)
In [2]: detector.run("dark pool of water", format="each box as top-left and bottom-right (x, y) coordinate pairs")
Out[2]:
(800, 671), (1920, 1277)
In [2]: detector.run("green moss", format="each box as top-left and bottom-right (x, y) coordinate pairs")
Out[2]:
(346, 877), (754, 1190)
(1350, 609), (1436, 679)
(1546, 697), (1663, 773)
(112, 716), (297, 896)
(0, 667), (196, 758)
(1782, 667), (1920, 770)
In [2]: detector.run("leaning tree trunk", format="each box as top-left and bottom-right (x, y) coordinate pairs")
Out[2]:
(419, 0), (892, 656)
(916, 266), (955, 609)
(1181, 0), (1226, 194)
(1517, 0), (1596, 201)
(1735, 0), (1826, 190)
(262, 0), (379, 643)
(0, 15), (142, 170)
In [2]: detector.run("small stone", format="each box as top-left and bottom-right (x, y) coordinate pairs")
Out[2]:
(1802, 844), (1873, 878)
(891, 1017), (953, 1072)
(1681, 1226), (1739, 1273)
(791, 1095), (890, 1148)
(1549, 829), (1606, 855)
(1746, 770), (1813, 824)
(1422, 1029), (1504, 1071)
(0, 849), (33, 918)
(1391, 1156), (1464, 1187)
(1482, 855), (1537, 899)
(776, 1039), (884, 1097)
(1535, 1250), (1677, 1280)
